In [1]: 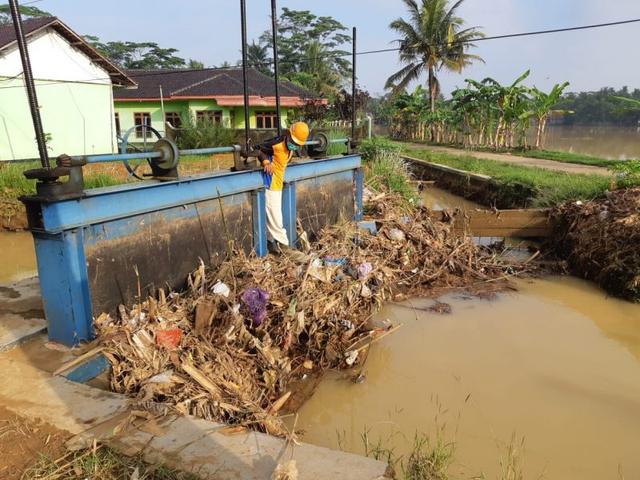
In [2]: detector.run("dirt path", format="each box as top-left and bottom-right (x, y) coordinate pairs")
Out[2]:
(0, 405), (70, 480)
(410, 144), (613, 177)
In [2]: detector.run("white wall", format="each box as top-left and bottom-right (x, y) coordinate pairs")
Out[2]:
(0, 29), (111, 84)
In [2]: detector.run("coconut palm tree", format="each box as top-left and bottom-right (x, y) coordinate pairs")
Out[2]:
(386, 0), (485, 112)
(246, 41), (272, 75)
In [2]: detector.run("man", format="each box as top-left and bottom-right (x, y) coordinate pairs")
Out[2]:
(254, 121), (310, 254)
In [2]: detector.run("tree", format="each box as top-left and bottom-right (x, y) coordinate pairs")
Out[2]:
(385, 0), (484, 112)
(0, 3), (51, 24)
(246, 41), (271, 75)
(188, 59), (204, 69)
(85, 36), (189, 69)
(331, 87), (371, 120)
(256, 8), (351, 98)
(523, 82), (571, 148)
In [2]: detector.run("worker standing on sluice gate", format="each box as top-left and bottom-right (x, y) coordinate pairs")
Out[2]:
(252, 121), (310, 255)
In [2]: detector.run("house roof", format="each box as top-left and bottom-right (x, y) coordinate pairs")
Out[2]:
(114, 67), (321, 107)
(0, 16), (135, 87)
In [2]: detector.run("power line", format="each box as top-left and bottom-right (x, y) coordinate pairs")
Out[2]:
(0, 16), (639, 90)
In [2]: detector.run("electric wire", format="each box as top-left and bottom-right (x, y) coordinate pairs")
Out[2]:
(0, 16), (639, 90)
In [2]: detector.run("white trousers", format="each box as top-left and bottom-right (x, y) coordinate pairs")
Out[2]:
(265, 189), (289, 246)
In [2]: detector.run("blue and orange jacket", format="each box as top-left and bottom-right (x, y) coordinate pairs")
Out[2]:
(256, 135), (294, 191)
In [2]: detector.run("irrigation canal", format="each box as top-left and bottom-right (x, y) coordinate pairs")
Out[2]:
(1, 188), (640, 478)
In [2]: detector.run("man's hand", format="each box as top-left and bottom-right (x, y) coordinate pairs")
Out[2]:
(263, 162), (274, 175)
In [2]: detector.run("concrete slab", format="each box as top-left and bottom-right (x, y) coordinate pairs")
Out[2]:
(0, 354), (389, 479)
(0, 277), (46, 351)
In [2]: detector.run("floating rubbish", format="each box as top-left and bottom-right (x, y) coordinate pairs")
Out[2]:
(323, 256), (347, 267)
(95, 191), (529, 437)
(144, 370), (174, 384)
(212, 281), (230, 297)
(357, 262), (373, 279)
(241, 288), (270, 328)
(345, 350), (359, 366)
(387, 228), (406, 242)
(428, 301), (453, 315)
(155, 328), (182, 350)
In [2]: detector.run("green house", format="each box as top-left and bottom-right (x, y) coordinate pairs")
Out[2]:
(113, 68), (318, 141)
(0, 17), (135, 161)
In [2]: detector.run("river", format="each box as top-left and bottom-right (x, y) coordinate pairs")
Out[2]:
(539, 125), (640, 160)
(294, 187), (640, 479)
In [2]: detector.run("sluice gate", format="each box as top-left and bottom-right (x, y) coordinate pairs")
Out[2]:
(25, 155), (364, 346)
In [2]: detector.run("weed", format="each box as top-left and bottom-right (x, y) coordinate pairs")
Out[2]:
(365, 150), (419, 204)
(23, 444), (199, 480)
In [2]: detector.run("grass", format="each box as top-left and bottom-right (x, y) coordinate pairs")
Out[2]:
(23, 444), (199, 480)
(365, 152), (419, 204)
(511, 149), (625, 168)
(403, 145), (621, 207)
(401, 140), (627, 168)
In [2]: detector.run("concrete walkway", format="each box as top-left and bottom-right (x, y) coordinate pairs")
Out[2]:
(410, 144), (613, 177)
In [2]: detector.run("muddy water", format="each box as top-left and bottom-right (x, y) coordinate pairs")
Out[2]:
(295, 188), (640, 479)
(541, 125), (640, 160)
(0, 232), (36, 284)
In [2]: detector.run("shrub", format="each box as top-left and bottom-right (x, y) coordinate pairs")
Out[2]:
(176, 115), (237, 150)
(359, 136), (401, 161)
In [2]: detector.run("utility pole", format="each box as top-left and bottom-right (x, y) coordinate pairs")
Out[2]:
(271, 0), (282, 135)
(239, 0), (251, 151)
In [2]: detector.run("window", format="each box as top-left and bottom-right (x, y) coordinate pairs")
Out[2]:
(114, 112), (121, 136)
(256, 111), (278, 130)
(134, 112), (152, 138)
(196, 110), (222, 124)
(165, 112), (182, 128)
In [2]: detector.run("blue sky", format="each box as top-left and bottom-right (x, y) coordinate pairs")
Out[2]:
(36, 0), (640, 96)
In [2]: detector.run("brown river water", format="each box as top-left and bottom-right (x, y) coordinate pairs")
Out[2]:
(1, 189), (640, 478)
(541, 125), (640, 160)
(294, 187), (640, 479)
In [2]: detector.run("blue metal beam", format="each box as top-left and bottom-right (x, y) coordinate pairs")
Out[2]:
(38, 155), (361, 233)
(282, 182), (297, 247)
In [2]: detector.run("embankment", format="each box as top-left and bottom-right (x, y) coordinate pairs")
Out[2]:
(404, 155), (537, 209)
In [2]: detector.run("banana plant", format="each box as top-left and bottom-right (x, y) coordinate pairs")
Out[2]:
(521, 81), (571, 148)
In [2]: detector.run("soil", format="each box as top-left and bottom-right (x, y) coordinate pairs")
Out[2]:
(413, 144), (612, 177)
(0, 405), (71, 480)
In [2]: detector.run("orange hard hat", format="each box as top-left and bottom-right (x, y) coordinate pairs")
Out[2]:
(289, 122), (310, 146)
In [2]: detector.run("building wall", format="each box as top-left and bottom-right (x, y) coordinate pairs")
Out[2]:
(0, 29), (117, 160)
(0, 78), (117, 161)
(114, 99), (288, 138)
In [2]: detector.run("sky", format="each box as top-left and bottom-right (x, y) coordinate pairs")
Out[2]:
(32, 0), (640, 96)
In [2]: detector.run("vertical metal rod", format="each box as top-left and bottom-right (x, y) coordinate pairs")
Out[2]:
(239, 0), (251, 150)
(8, 0), (50, 168)
(271, 0), (282, 135)
(351, 26), (357, 141)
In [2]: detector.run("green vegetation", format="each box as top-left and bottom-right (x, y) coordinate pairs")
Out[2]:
(175, 117), (237, 150)
(24, 444), (199, 480)
(555, 87), (640, 126)
(404, 145), (618, 207)
(361, 138), (418, 204)
(386, 0), (484, 112)
(513, 149), (625, 167)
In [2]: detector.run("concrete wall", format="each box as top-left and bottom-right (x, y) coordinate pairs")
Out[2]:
(0, 28), (117, 160)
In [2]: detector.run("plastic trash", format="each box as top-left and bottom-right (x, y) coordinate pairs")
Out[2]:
(345, 350), (359, 366)
(212, 281), (231, 298)
(323, 256), (347, 267)
(357, 262), (373, 279)
(145, 370), (174, 384)
(360, 283), (372, 298)
(156, 328), (182, 350)
(241, 288), (270, 328)
(387, 228), (406, 242)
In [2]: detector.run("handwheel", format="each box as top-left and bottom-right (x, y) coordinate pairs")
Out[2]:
(119, 125), (163, 180)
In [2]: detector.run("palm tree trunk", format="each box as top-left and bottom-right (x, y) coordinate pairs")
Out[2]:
(428, 66), (437, 113)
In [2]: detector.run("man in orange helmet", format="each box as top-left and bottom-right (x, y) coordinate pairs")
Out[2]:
(254, 121), (310, 254)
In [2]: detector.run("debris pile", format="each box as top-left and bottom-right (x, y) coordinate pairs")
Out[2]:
(96, 193), (524, 435)
(551, 187), (640, 302)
